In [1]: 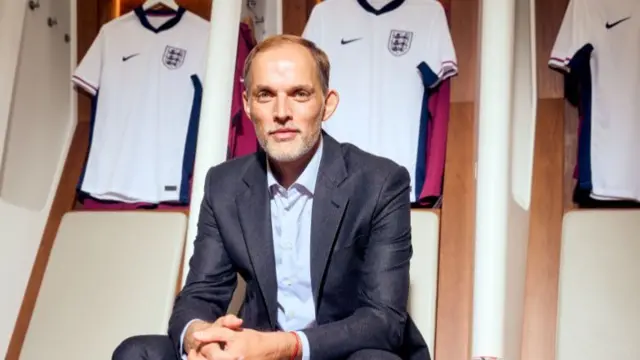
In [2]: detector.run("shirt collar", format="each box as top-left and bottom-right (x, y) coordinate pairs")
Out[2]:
(267, 137), (324, 194)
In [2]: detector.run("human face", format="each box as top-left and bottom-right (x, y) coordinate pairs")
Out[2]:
(243, 43), (338, 163)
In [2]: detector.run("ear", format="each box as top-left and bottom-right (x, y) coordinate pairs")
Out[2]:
(321, 89), (339, 122)
(242, 90), (251, 118)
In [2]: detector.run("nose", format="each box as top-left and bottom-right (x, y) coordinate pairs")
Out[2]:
(273, 93), (292, 125)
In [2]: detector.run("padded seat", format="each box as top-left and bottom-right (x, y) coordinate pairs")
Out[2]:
(407, 210), (440, 352)
(556, 210), (640, 360)
(20, 209), (439, 359)
(20, 211), (187, 360)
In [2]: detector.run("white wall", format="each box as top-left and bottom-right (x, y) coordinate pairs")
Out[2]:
(472, 0), (536, 357)
(0, 0), (76, 356)
(1, 0), (72, 210)
(503, 0), (536, 358)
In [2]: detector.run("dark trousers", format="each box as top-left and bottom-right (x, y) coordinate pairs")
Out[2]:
(112, 335), (176, 360)
(112, 334), (403, 360)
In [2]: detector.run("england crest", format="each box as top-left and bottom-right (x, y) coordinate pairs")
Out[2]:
(163, 45), (187, 70)
(388, 30), (413, 56)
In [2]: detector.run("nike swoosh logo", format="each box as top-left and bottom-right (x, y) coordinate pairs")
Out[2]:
(122, 54), (139, 61)
(341, 38), (362, 45)
(606, 16), (630, 29)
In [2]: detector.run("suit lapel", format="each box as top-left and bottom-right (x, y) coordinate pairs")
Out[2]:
(235, 152), (278, 328)
(310, 135), (350, 309)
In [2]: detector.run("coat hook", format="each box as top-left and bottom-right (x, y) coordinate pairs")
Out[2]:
(48, 17), (58, 27)
(28, 0), (40, 11)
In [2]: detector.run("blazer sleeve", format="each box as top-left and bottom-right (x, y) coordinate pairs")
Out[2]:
(167, 167), (238, 355)
(301, 165), (412, 359)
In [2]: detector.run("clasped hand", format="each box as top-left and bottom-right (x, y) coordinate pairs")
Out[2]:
(186, 315), (292, 360)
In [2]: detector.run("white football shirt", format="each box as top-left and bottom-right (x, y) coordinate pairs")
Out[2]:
(550, 0), (640, 201)
(72, 7), (209, 204)
(302, 0), (457, 201)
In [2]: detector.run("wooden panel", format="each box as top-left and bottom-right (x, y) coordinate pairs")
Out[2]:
(435, 102), (476, 360)
(450, 0), (479, 103)
(432, 1), (477, 359)
(536, 0), (569, 99)
(5, 122), (93, 360)
(520, 99), (565, 360)
(521, 0), (578, 357)
(282, 0), (316, 35)
(563, 104), (579, 211)
(98, 0), (116, 25)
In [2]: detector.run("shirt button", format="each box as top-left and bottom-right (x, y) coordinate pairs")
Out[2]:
(284, 279), (292, 286)
(283, 242), (293, 249)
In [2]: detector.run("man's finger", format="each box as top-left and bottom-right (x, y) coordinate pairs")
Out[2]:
(187, 349), (206, 360)
(205, 349), (241, 360)
(194, 326), (236, 343)
(220, 314), (243, 329)
(201, 343), (242, 360)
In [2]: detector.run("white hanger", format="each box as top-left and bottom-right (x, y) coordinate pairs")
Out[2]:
(142, 0), (179, 11)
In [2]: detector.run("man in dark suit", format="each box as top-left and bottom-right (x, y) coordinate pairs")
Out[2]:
(113, 34), (429, 360)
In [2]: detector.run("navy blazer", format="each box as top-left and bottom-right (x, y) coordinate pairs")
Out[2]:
(168, 133), (430, 359)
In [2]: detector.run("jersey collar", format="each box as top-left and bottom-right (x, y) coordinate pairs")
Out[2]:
(134, 6), (186, 34)
(357, 0), (405, 15)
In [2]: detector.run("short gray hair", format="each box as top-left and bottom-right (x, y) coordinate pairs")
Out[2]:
(242, 34), (330, 97)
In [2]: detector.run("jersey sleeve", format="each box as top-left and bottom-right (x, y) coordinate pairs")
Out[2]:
(72, 27), (105, 95)
(422, 4), (458, 88)
(302, 3), (324, 46)
(549, 0), (590, 72)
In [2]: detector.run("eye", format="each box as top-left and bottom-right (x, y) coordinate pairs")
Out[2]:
(255, 91), (272, 101)
(293, 90), (311, 99)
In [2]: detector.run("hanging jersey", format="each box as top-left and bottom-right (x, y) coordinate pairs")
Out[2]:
(550, 0), (640, 202)
(417, 0), (452, 206)
(417, 78), (451, 206)
(227, 23), (259, 160)
(302, 0), (457, 201)
(72, 7), (208, 204)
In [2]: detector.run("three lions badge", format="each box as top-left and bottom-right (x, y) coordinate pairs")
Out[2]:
(388, 30), (413, 56)
(163, 45), (187, 70)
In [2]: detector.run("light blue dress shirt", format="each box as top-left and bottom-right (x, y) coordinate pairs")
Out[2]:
(267, 139), (323, 359)
(181, 141), (322, 359)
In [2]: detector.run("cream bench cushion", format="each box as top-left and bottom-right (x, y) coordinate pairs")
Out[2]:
(556, 210), (640, 360)
(20, 211), (186, 360)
